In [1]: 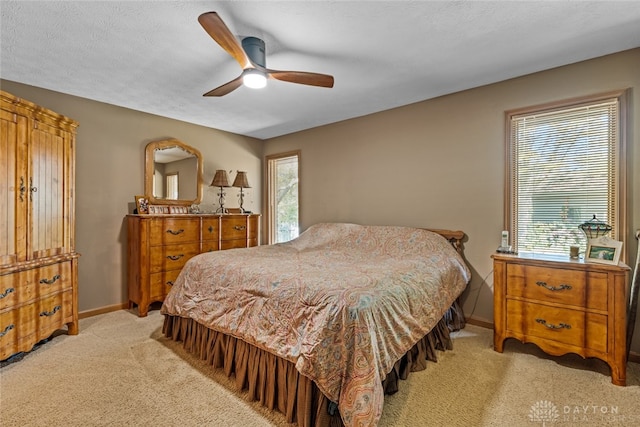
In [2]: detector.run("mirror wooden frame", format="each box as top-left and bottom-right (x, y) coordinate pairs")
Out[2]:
(144, 138), (203, 206)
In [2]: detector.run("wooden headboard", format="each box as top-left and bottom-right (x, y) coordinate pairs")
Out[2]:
(425, 228), (465, 254)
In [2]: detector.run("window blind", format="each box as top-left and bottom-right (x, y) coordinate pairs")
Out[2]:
(508, 97), (620, 255)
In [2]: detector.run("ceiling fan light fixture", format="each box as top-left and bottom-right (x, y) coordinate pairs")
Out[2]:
(242, 69), (267, 89)
(198, 12), (334, 96)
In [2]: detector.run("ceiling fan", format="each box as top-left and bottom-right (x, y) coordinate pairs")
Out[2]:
(198, 12), (334, 96)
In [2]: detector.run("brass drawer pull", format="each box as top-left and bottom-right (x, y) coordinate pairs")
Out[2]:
(40, 275), (61, 285)
(0, 288), (15, 299)
(40, 305), (61, 317)
(166, 229), (184, 235)
(0, 324), (15, 338)
(535, 318), (571, 330)
(536, 281), (572, 291)
(233, 225), (246, 231)
(167, 254), (184, 261)
(166, 281), (174, 286)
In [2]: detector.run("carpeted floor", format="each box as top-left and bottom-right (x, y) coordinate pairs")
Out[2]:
(1, 309), (639, 426)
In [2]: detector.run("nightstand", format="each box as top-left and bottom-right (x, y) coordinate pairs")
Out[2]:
(492, 253), (630, 385)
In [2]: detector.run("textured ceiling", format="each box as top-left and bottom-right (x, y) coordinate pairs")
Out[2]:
(2, 1), (639, 140)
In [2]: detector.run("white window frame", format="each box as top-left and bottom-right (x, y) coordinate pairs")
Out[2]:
(265, 150), (301, 245)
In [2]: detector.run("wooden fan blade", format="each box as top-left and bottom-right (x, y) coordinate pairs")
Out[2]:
(198, 12), (251, 69)
(203, 75), (244, 97)
(266, 70), (334, 88)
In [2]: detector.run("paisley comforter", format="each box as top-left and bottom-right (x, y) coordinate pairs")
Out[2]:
(161, 223), (470, 426)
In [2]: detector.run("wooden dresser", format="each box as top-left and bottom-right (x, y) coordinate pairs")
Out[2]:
(127, 213), (260, 316)
(492, 253), (630, 385)
(0, 90), (79, 361)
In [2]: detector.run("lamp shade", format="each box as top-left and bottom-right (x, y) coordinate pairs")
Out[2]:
(210, 170), (230, 187)
(578, 215), (612, 239)
(232, 171), (251, 189)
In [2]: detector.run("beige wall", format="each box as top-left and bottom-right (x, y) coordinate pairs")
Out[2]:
(264, 49), (640, 352)
(1, 79), (263, 311)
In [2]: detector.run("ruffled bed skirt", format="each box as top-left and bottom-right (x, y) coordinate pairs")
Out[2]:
(162, 300), (465, 427)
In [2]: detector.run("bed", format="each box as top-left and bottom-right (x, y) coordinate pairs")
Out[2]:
(161, 223), (471, 426)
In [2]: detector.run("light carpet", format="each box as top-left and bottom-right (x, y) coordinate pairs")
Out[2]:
(1, 309), (639, 426)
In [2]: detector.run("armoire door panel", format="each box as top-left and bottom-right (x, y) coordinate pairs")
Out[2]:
(28, 121), (71, 259)
(0, 109), (28, 266)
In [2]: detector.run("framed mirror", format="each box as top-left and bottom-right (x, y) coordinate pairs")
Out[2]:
(144, 138), (203, 206)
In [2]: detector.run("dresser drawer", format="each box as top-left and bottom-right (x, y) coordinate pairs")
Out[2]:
(221, 217), (249, 240)
(221, 239), (249, 250)
(201, 241), (220, 253)
(149, 270), (181, 299)
(0, 290), (73, 360)
(506, 299), (607, 353)
(506, 264), (607, 311)
(0, 305), (35, 360)
(0, 262), (72, 311)
(149, 219), (199, 246)
(0, 274), (22, 311)
(34, 291), (74, 341)
(202, 217), (220, 253)
(247, 216), (259, 239)
(202, 218), (219, 240)
(149, 243), (200, 273)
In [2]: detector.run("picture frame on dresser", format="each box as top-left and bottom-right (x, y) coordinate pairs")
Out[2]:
(135, 195), (149, 214)
(148, 205), (170, 214)
(586, 236), (623, 265)
(169, 206), (188, 214)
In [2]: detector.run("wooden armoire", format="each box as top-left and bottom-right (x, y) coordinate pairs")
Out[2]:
(0, 90), (79, 361)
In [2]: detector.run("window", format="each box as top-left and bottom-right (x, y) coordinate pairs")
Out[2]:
(266, 151), (300, 244)
(506, 91), (627, 256)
